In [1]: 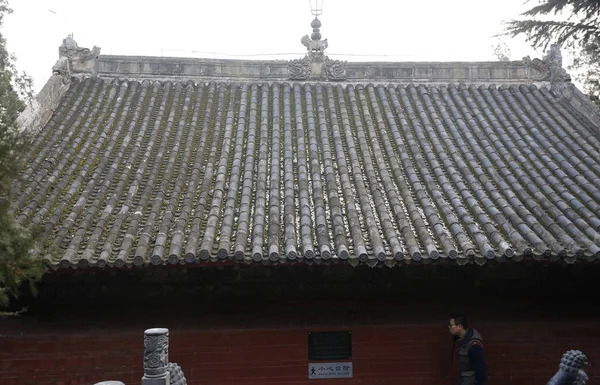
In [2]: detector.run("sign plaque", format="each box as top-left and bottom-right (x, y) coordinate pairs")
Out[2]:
(308, 362), (353, 379)
(308, 331), (352, 361)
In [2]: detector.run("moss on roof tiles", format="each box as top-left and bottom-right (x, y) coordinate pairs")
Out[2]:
(15, 78), (600, 269)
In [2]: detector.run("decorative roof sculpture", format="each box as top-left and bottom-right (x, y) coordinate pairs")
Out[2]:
(52, 34), (101, 81)
(288, 16), (347, 81)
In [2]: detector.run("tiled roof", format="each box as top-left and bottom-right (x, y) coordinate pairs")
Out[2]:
(15, 77), (600, 268)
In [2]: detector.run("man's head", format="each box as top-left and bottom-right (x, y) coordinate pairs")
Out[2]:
(448, 314), (469, 338)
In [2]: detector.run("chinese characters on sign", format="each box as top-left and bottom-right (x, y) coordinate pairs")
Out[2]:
(308, 362), (353, 379)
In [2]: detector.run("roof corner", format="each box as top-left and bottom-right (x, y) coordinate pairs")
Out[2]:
(52, 34), (101, 80)
(525, 44), (600, 136)
(17, 35), (101, 133)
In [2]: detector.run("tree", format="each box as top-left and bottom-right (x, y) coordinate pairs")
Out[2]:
(491, 39), (512, 61)
(503, 0), (600, 105)
(572, 37), (599, 105)
(0, 0), (44, 311)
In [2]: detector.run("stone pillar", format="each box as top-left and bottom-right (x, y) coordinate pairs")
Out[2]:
(142, 328), (170, 385)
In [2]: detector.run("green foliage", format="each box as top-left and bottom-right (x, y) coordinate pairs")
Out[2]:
(573, 38), (600, 105)
(505, 0), (599, 49)
(504, 0), (600, 105)
(0, 0), (44, 310)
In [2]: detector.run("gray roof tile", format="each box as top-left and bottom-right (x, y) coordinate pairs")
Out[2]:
(14, 78), (600, 268)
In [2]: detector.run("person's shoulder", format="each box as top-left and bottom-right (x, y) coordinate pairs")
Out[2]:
(468, 329), (484, 349)
(468, 341), (485, 356)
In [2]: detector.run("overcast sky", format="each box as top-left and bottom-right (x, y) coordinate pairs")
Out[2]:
(5, 0), (547, 93)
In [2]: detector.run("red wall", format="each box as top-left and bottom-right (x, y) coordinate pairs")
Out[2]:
(1, 321), (598, 385)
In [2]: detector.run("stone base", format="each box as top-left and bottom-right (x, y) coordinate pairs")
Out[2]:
(141, 374), (170, 385)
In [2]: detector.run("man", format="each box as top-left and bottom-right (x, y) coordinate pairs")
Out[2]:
(449, 315), (487, 385)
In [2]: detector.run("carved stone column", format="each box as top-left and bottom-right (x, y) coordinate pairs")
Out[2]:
(142, 328), (170, 385)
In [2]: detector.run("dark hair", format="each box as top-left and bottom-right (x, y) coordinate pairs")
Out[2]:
(450, 314), (469, 329)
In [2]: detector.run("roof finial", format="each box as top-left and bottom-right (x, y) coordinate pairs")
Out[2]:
(289, 0), (346, 81)
(308, 0), (324, 42)
(311, 17), (322, 41)
(301, 1), (328, 53)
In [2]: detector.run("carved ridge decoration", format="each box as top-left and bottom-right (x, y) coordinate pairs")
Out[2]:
(289, 57), (311, 80)
(52, 34), (101, 82)
(324, 58), (347, 81)
(52, 57), (71, 81)
(523, 44), (570, 84)
(288, 18), (347, 81)
(522, 57), (551, 81)
(288, 53), (347, 82)
(302, 34), (328, 52)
